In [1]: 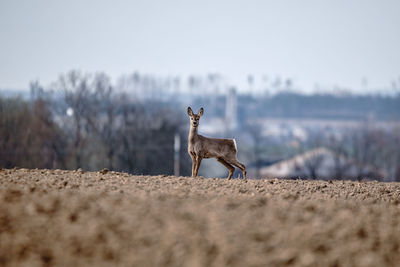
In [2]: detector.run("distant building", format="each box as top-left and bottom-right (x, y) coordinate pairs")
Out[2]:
(258, 147), (385, 180)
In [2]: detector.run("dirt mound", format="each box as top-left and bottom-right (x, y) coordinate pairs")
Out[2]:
(1, 168), (400, 266)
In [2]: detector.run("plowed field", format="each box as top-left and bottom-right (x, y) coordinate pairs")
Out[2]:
(1, 168), (400, 266)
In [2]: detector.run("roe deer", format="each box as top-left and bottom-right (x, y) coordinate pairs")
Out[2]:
(187, 107), (247, 180)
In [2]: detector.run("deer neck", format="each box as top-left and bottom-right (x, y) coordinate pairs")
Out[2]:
(188, 125), (199, 143)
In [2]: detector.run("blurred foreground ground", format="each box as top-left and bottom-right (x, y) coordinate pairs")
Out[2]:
(1, 168), (400, 266)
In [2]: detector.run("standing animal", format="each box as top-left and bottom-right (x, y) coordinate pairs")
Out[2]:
(187, 107), (247, 180)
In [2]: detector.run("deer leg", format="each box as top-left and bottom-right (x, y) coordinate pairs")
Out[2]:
(191, 159), (196, 177)
(227, 159), (247, 180)
(190, 154), (196, 177)
(194, 156), (202, 177)
(217, 158), (235, 180)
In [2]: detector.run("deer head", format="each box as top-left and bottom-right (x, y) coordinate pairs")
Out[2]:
(187, 107), (204, 128)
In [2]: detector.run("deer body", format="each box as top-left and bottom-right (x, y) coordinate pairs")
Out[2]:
(187, 107), (247, 180)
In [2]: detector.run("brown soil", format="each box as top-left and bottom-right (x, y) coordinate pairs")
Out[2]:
(1, 168), (400, 267)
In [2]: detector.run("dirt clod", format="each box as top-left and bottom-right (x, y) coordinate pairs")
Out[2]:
(99, 168), (109, 174)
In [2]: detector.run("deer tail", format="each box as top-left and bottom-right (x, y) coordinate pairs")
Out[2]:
(232, 139), (237, 150)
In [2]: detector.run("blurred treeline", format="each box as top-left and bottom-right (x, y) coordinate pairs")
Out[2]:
(238, 92), (400, 121)
(1, 70), (400, 180)
(0, 71), (191, 175)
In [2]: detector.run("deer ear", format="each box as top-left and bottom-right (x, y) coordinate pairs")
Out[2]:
(187, 107), (193, 116)
(198, 107), (204, 116)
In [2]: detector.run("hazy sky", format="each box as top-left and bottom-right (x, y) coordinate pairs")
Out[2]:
(1, 0), (399, 93)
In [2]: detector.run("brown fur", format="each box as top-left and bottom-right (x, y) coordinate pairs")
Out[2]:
(187, 107), (247, 180)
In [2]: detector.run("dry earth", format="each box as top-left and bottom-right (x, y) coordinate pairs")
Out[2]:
(1, 168), (400, 267)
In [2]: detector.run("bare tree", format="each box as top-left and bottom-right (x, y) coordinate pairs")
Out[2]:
(326, 135), (352, 179)
(0, 94), (65, 169)
(59, 71), (96, 169)
(302, 152), (325, 179)
(300, 134), (325, 179)
(91, 73), (117, 170)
